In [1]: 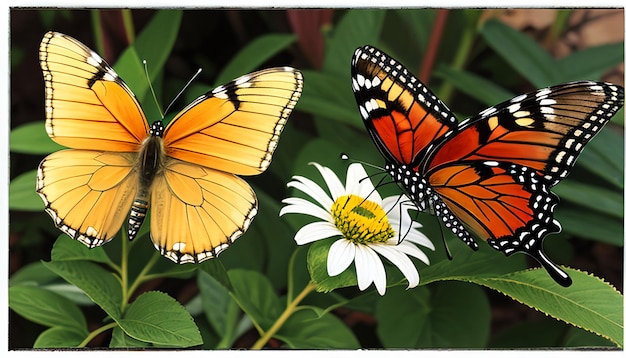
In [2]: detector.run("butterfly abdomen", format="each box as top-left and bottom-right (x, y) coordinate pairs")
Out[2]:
(128, 122), (166, 240)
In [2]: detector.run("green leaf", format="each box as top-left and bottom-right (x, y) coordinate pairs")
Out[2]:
(307, 238), (357, 293)
(41, 260), (123, 320)
(198, 259), (233, 292)
(110, 326), (151, 348)
(51, 234), (113, 264)
(9, 285), (88, 333)
(34, 327), (87, 348)
(489, 319), (569, 348)
(376, 282), (490, 348)
(552, 180), (622, 219)
(555, 207), (623, 245)
(228, 269), (281, 330)
(433, 65), (514, 106)
(9, 261), (60, 287)
(472, 268), (623, 347)
(197, 270), (240, 348)
(10, 122), (64, 154)
(577, 127), (624, 189)
(480, 18), (559, 87)
(9, 170), (43, 211)
(118, 291), (202, 348)
(419, 237), (527, 285)
(558, 42), (625, 81)
(323, 9), (385, 76)
(214, 33), (297, 86)
(276, 308), (360, 349)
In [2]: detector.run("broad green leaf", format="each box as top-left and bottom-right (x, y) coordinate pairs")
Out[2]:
(307, 238), (357, 293)
(393, 9), (437, 55)
(9, 285), (88, 333)
(558, 42), (624, 81)
(419, 237), (527, 285)
(433, 65), (514, 106)
(276, 308), (360, 349)
(34, 326), (87, 348)
(9, 170), (43, 211)
(214, 33), (297, 86)
(198, 259), (233, 292)
(563, 325), (617, 348)
(10, 122), (63, 154)
(555, 207), (623, 245)
(110, 326), (151, 348)
(51, 234), (113, 264)
(296, 70), (361, 126)
(9, 261), (60, 287)
(323, 9), (385, 76)
(553, 180), (623, 218)
(472, 268), (623, 347)
(577, 126), (624, 188)
(197, 270), (240, 348)
(481, 19), (559, 87)
(41, 260), (123, 320)
(118, 291), (202, 347)
(376, 282), (490, 348)
(228, 269), (281, 330)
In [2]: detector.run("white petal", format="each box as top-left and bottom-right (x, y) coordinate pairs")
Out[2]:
(394, 242), (431, 265)
(354, 245), (387, 295)
(402, 230), (435, 251)
(280, 197), (333, 222)
(310, 162), (345, 201)
(287, 175), (334, 209)
(346, 163), (382, 203)
(371, 244), (420, 288)
(294, 221), (341, 245)
(327, 239), (356, 276)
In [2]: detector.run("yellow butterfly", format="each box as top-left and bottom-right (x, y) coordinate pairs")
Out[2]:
(37, 31), (303, 263)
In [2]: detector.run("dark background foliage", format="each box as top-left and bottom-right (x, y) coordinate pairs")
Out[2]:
(8, 8), (624, 349)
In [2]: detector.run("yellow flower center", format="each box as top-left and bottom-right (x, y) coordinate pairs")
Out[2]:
(331, 194), (395, 244)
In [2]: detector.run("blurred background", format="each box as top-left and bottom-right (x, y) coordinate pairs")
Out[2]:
(9, 8), (624, 349)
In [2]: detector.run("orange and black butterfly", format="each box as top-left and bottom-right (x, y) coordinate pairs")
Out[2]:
(351, 45), (624, 286)
(37, 31), (303, 263)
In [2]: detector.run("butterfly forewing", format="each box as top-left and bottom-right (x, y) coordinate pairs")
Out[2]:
(351, 46), (458, 168)
(425, 81), (625, 186)
(40, 31), (149, 151)
(163, 67), (303, 176)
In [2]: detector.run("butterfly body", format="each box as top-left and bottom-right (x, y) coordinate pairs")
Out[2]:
(352, 45), (624, 286)
(37, 31), (303, 263)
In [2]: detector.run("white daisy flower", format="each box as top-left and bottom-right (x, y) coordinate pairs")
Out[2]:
(280, 162), (435, 295)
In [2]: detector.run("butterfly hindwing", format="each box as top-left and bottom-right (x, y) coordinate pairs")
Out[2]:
(37, 149), (138, 247)
(149, 159), (257, 263)
(40, 31), (149, 151)
(163, 68), (303, 175)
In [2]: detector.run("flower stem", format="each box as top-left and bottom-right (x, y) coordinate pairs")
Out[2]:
(78, 322), (118, 347)
(250, 281), (317, 349)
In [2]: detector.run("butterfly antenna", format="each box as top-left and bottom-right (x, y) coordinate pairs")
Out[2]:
(142, 60), (165, 119)
(341, 153), (386, 172)
(163, 68), (203, 118)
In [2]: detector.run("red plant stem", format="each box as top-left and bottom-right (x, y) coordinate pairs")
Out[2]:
(419, 9), (449, 85)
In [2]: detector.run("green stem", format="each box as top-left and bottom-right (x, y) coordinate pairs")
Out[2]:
(121, 9), (136, 44)
(78, 322), (118, 348)
(437, 10), (480, 103)
(120, 230), (130, 311)
(250, 281), (317, 349)
(126, 252), (161, 299)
